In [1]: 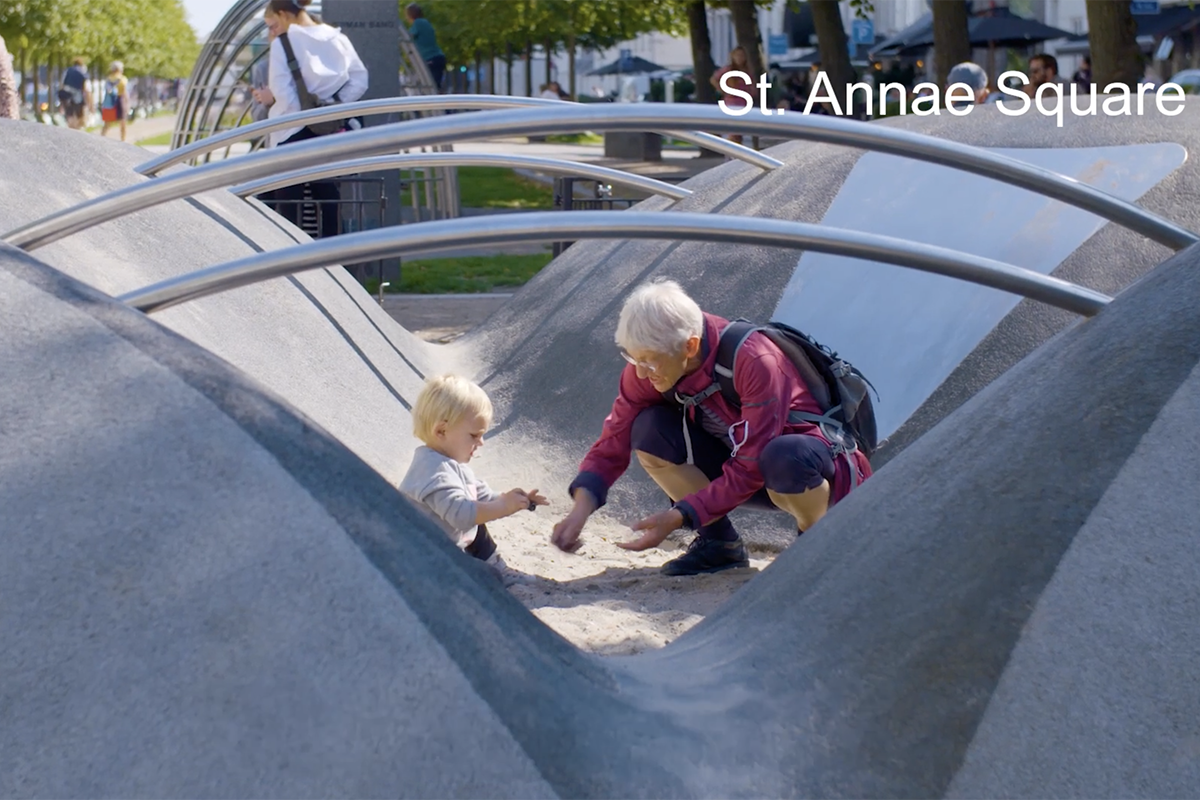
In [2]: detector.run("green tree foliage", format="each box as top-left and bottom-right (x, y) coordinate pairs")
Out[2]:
(0, 0), (198, 77)
(413, 0), (687, 70)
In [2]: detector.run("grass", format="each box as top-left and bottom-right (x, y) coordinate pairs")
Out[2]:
(366, 252), (555, 294)
(135, 131), (174, 147)
(456, 166), (554, 209)
(545, 131), (603, 145)
(399, 166), (554, 209)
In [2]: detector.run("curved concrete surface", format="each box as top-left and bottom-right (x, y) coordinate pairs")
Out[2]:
(3, 173), (1199, 799)
(0, 120), (446, 486)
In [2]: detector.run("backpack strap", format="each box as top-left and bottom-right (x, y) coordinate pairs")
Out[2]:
(670, 382), (721, 465)
(278, 33), (311, 104)
(713, 319), (758, 409)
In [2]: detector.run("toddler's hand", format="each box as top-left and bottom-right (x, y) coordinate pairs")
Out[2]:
(523, 489), (549, 511)
(502, 489), (531, 515)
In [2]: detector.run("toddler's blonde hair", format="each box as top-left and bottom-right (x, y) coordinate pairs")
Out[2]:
(412, 374), (494, 445)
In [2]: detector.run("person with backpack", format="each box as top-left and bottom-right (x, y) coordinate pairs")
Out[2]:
(550, 278), (875, 576)
(250, 0), (368, 238)
(99, 62), (129, 141)
(58, 57), (93, 129)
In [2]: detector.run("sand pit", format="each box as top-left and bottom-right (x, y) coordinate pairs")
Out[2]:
(476, 503), (780, 656)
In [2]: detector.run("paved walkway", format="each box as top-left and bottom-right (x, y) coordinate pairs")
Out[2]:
(380, 292), (512, 343)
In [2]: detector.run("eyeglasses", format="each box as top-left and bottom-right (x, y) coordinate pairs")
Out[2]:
(620, 351), (661, 373)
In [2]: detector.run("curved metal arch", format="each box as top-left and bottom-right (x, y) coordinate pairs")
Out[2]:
(7, 105), (1194, 253)
(190, 21), (267, 155)
(173, 0), (266, 149)
(140, 95), (782, 177)
(230, 153), (692, 200)
(172, 0), (457, 217)
(116, 212), (1111, 317)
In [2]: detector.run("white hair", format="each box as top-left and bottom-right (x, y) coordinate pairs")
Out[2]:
(615, 278), (704, 356)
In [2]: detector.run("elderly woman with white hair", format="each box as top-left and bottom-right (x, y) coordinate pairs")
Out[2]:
(551, 279), (873, 576)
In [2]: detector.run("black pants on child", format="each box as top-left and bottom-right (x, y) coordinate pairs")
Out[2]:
(465, 523), (497, 561)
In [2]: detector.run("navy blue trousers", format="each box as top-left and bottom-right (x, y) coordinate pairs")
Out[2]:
(630, 404), (835, 538)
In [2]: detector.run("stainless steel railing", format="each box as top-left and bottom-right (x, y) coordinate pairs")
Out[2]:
(229, 153), (691, 200)
(139, 94), (783, 176)
(117, 211), (1112, 317)
(6, 105), (1193, 253)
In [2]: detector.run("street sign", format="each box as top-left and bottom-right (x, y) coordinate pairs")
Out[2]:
(620, 48), (632, 59)
(769, 33), (789, 56)
(1131, 1), (1160, 14)
(851, 19), (875, 46)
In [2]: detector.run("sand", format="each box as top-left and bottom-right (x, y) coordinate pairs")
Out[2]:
(481, 508), (780, 656)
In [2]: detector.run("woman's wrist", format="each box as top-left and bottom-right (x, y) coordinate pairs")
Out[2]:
(572, 488), (597, 516)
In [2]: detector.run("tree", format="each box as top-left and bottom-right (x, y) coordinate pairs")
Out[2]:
(686, 0), (717, 104)
(727, 0), (765, 79)
(1085, 0), (1142, 89)
(809, 0), (857, 116)
(931, 0), (971, 88)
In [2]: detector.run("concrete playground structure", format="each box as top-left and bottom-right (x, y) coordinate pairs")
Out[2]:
(1, 99), (1199, 798)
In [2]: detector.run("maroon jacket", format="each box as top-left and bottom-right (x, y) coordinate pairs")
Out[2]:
(569, 312), (872, 528)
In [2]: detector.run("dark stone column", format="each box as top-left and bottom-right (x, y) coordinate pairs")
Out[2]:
(321, 0), (402, 285)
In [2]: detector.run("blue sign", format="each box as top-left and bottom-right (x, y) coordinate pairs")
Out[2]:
(851, 19), (875, 45)
(768, 33), (789, 56)
(1131, 0), (1159, 13)
(619, 48), (632, 59)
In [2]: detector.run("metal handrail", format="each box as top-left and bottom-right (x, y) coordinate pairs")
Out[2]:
(116, 211), (1112, 317)
(6, 105), (1194, 252)
(229, 153), (691, 200)
(138, 94), (783, 176)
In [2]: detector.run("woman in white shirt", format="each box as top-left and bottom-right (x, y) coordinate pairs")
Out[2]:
(250, 0), (369, 239)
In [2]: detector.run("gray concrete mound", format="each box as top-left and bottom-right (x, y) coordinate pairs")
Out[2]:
(0, 120), (446, 487)
(3, 154), (1199, 800)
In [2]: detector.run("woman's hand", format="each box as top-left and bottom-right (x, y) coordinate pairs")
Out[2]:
(252, 86), (275, 107)
(617, 508), (684, 551)
(551, 489), (596, 553)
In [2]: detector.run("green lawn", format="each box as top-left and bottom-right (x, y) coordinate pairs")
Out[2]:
(367, 252), (554, 294)
(545, 132), (603, 145)
(135, 131), (174, 147)
(456, 166), (554, 209)
(397, 165), (553, 209)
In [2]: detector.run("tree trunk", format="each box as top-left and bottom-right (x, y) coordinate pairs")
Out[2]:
(728, 0), (766, 80)
(32, 58), (41, 122)
(544, 38), (553, 86)
(568, 32), (577, 99)
(524, 40), (533, 96)
(1085, 0), (1142, 88)
(687, 0), (717, 104)
(475, 51), (482, 94)
(489, 47), (496, 94)
(932, 0), (972, 88)
(505, 44), (513, 94)
(810, 0), (857, 116)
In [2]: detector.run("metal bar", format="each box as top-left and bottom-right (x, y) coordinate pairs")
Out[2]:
(117, 211), (1112, 317)
(230, 153), (692, 200)
(7, 105), (1194, 253)
(136, 94), (781, 176)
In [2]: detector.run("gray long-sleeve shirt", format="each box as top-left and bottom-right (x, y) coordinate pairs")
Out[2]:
(398, 445), (498, 549)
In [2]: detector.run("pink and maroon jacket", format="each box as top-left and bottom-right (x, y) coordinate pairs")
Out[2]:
(569, 312), (872, 528)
